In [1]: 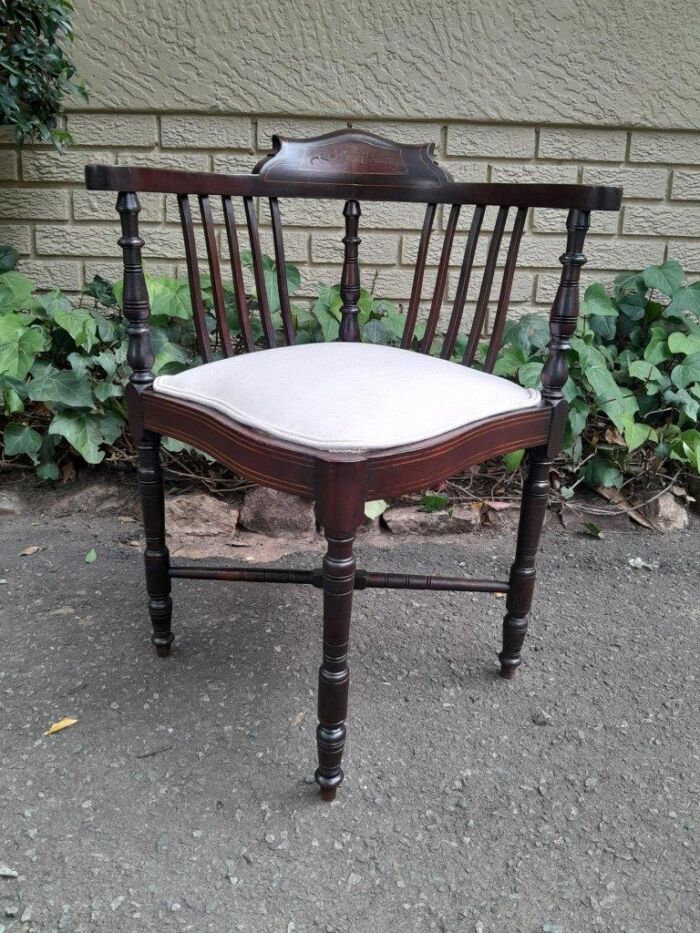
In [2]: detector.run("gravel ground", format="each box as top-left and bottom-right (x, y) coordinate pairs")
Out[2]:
(0, 490), (698, 933)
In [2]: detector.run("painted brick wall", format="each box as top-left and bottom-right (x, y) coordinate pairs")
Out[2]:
(1, 114), (699, 324)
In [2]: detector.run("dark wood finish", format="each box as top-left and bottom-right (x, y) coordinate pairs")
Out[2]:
(314, 459), (367, 799)
(115, 193), (172, 653)
(222, 196), (255, 351)
(253, 128), (451, 188)
(243, 196), (276, 348)
(169, 564), (510, 593)
(463, 206), (509, 366)
(499, 448), (551, 678)
(339, 200), (362, 342)
(541, 209), (590, 407)
(269, 197), (295, 345)
(401, 202), (437, 349)
(420, 203), (460, 354)
(87, 164), (621, 211)
(484, 206), (528, 372)
(440, 204), (485, 360)
(178, 194), (213, 363)
(138, 431), (173, 656)
(199, 194), (233, 357)
(87, 128), (620, 799)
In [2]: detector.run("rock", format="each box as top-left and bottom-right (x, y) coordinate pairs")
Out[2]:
(383, 505), (480, 535)
(239, 486), (316, 537)
(165, 493), (239, 558)
(49, 480), (134, 518)
(642, 492), (689, 532)
(532, 710), (553, 726)
(0, 865), (18, 879)
(0, 491), (23, 515)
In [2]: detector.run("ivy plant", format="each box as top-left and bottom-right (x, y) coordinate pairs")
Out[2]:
(0, 244), (698, 493)
(0, 0), (87, 148)
(492, 259), (700, 489)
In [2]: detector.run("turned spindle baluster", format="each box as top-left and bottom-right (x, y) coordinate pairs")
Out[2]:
(339, 200), (362, 342)
(499, 208), (590, 678)
(314, 460), (366, 800)
(116, 192), (173, 657)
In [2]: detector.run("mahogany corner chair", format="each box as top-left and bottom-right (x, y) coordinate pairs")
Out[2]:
(85, 130), (621, 800)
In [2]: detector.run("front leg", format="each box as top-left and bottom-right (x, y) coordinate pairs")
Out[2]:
(499, 447), (551, 677)
(137, 430), (173, 656)
(315, 523), (357, 799)
(314, 460), (366, 800)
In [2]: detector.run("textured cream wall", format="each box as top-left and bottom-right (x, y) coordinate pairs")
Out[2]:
(0, 0), (699, 315)
(70, 0), (698, 130)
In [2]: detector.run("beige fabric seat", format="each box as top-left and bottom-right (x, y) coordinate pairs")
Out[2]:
(153, 342), (541, 452)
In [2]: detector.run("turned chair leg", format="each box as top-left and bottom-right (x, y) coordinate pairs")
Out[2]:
(137, 430), (173, 656)
(315, 522), (358, 800)
(499, 446), (552, 678)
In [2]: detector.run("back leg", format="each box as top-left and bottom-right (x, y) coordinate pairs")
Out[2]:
(499, 447), (551, 678)
(137, 430), (173, 656)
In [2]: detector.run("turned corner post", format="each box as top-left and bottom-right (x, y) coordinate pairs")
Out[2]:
(339, 199), (362, 342)
(314, 459), (367, 800)
(540, 208), (590, 422)
(116, 191), (172, 657)
(116, 191), (155, 399)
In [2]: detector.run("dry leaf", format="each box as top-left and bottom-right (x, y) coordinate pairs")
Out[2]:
(61, 461), (77, 485)
(604, 427), (625, 446)
(43, 716), (78, 736)
(483, 500), (512, 511)
(290, 711), (305, 727)
(19, 546), (41, 556)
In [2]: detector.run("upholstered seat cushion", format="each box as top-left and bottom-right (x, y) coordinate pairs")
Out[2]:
(153, 342), (541, 452)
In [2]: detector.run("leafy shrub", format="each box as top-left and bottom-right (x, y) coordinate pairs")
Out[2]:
(0, 244), (306, 475)
(0, 243), (698, 491)
(1, 0), (87, 148)
(493, 259), (700, 488)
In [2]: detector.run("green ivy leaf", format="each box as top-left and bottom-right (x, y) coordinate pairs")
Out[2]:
(0, 271), (33, 312)
(48, 411), (111, 464)
(581, 455), (624, 489)
(642, 260), (683, 297)
(492, 345), (527, 377)
(0, 245), (19, 273)
(668, 331), (700, 356)
(51, 305), (98, 351)
(620, 414), (656, 452)
(518, 361), (544, 389)
(310, 299), (340, 342)
(584, 364), (638, 431)
(582, 282), (617, 317)
(362, 319), (388, 344)
(364, 499), (388, 520)
(36, 462), (59, 482)
(671, 352), (700, 389)
(628, 359), (664, 384)
(27, 364), (93, 408)
(582, 521), (605, 539)
(39, 289), (72, 319)
(0, 320), (47, 380)
(149, 278), (192, 321)
(420, 492), (451, 513)
(664, 282), (700, 319)
(567, 398), (590, 439)
(643, 326), (672, 364)
(503, 449), (525, 473)
(503, 314), (550, 355)
(3, 423), (41, 462)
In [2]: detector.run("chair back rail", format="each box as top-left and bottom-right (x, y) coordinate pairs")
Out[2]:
(86, 129), (621, 371)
